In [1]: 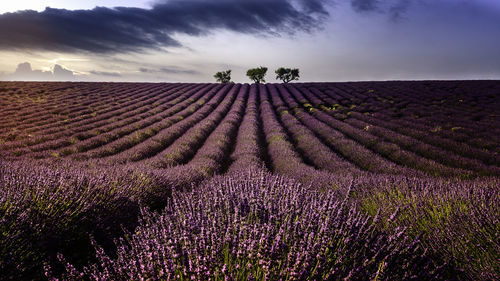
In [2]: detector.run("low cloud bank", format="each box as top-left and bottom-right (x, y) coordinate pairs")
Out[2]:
(2, 62), (74, 81)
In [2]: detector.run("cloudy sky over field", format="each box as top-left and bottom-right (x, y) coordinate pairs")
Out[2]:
(0, 0), (499, 82)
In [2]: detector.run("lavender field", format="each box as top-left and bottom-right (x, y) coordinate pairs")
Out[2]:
(0, 81), (499, 280)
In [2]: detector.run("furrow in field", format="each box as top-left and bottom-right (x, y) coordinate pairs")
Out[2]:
(373, 82), (500, 140)
(358, 110), (500, 166)
(68, 84), (219, 160)
(166, 84), (249, 176)
(259, 84), (312, 174)
(0, 83), (154, 141)
(143, 84), (245, 168)
(0, 86), (99, 133)
(118, 85), (247, 203)
(0, 83), (98, 124)
(284, 84), (415, 175)
(19, 83), (164, 135)
(0, 83), (134, 133)
(333, 82), (500, 151)
(344, 113), (500, 176)
(226, 84), (267, 172)
(2, 84), (187, 153)
(0, 82), (79, 119)
(101, 84), (230, 163)
(296, 85), (473, 177)
(268, 84), (361, 174)
(308, 82), (500, 163)
(258, 84), (355, 191)
(298, 84), (500, 170)
(22, 84), (196, 156)
(313, 82), (500, 164)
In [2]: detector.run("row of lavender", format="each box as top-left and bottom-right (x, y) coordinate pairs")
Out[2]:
(2, 81), (498, 178)
(2, 159), (497, 280)
(0, 81), (499, 280)
(308, 81), (499, 154)
(46, 172), (452, 280)
(0, 83), (193, 152)
(1, 83), (154, 136)
(292, 82), (500, 176)
(1, 80), (498, 207)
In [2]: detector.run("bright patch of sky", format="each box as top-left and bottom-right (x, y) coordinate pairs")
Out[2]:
(0, 1), (152, 13)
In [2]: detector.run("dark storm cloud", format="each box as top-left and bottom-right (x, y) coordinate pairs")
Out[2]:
(297, 0), (329, 15)
(0, 0), (329, 53)
(351, 0), (379, 12)
(351, 0), (413, 20)
(389, 0), (412, 21)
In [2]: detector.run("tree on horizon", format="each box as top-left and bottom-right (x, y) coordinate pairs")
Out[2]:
(275, 67), (299, 83)
(246, 67), (268, 83)
(214, 70), (232, 83)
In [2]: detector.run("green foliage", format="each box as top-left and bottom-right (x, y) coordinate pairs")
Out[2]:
(246, 67), (268, 83)
(214, 70), (232, 83)
(357, 181), (500, 280)
(275, 67), (299, 83)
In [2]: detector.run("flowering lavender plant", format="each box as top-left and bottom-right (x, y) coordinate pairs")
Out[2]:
(48, 171), (441, 280)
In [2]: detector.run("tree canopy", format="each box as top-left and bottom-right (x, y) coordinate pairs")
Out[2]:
(246, 67), (268, 83)
(275, 67), (299, 83)
(214, 70), (232, 83)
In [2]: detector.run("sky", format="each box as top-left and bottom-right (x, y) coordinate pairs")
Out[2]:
(0, 0), (499, 82)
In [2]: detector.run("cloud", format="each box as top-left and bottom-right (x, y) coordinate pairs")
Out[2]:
(5, 62), (74, 81)
(14, 62), (39, 75)
(351, 0), (379, 12)
(297, 0), (330, 15)
(350, 0), (412, 19)
(139, 67), (200, 75)
(389, 0), (412, 21)
(53, 64), (74, 78)
(89, 70), (122, 77)
(0, 0), (330, 54)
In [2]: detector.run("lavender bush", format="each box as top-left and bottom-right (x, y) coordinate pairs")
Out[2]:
(353, 175), (500, 280)
(48, 171), (443, 280)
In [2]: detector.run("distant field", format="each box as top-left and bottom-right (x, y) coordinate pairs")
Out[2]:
(0, 81), (499, 280)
